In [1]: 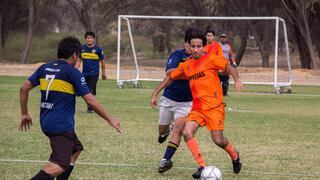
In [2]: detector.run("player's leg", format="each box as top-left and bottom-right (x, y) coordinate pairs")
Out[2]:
(56, 131), (84, 180)
(84, 76), (93, 113)
(160, 100), (192, 161)
(85, 75), (98, 113)
(222, 75), (230, 96)
(211, 130), (241, 174)
(157, 96), (174, 143)
(90, 74), (99, 96)
(31, 133), (74, 179)
(158, 117), (185, 173)
(31, 162), (62, 180)
(182, 115), (206, 179)
(206, 105), (241, 174)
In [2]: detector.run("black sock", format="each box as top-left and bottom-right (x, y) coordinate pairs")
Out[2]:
(163, 141), (179, 160)
(31, 170), (54, 180)
(56, 165), (74, 180)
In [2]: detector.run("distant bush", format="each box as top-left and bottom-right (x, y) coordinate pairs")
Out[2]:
(4, 32), (83, 63)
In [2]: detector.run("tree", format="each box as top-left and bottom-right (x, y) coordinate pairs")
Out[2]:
(20, 0), (53, 64)
(281, 0), (317, 69)
(0, 0), (27, 62)
(20, 0), (35, 64)
(67, 0), (128, 40)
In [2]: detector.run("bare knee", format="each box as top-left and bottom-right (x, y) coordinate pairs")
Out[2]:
(182, 128), (194, 141)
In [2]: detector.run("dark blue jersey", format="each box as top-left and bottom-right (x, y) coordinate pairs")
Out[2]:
(80, 44), (105, 76)
(163, 49), (192, 102)
(28, 60), (90, 133)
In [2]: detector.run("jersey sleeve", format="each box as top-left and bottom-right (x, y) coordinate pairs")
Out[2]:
(70, 69), (91, 96)
(169, 62), (188, 80)
(165, 53), (182, 71)
(27, 64), (45, 87)
(208, 53), (228, 71)
(98, 48), (105, 60)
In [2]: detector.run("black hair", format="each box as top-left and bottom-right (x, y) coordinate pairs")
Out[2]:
(57, 36), (82, 59)
(187, 29), (207, 47)
(184, 28), (195, 43)
(85, 31), (95, 38)
(205, 30), (216, 36)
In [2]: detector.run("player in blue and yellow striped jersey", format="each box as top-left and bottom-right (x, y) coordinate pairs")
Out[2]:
(78, 31), (106, 113)
(19, 36), (121, 180)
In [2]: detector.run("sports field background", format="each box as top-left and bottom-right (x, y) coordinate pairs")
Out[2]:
(0, 76), (320, 179)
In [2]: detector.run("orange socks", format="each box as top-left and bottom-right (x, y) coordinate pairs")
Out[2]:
(186, 138), (206, 167)
(224, 143), (238, 160)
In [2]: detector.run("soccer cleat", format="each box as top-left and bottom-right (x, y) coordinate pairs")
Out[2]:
(232, 151), (242, 174)
(158, 124), (173, 144)
(158, 159), (173, 174)
(192, 166), (204, 179)
(87, 109), (93, 113)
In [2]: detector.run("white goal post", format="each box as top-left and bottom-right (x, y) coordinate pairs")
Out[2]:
(117, 15), (292, 93)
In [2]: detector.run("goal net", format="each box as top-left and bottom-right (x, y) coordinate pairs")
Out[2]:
(116, 15), (292, 93)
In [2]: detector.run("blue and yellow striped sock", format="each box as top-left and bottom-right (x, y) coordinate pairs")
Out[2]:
(163, 141), (179, 160)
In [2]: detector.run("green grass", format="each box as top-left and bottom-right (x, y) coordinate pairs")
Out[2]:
(0, 76), (320, 179)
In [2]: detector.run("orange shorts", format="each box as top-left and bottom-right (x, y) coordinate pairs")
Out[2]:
(186, 104), (225, 131)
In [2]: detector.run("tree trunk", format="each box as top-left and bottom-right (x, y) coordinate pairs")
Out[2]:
(281, 0), (317, 69)
(235, 26), (248, 66)
(294, 26), (311, 68)
(302, 14), (317, 69)
(20, 0), (34, 64)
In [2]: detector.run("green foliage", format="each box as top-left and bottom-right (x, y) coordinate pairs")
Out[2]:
(3, 32), (83, 63)
(1, 76), (320, 179)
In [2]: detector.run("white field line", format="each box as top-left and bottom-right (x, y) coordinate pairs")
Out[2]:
(127, 105), (258, 113)
(1, 159), (319, 177)
(233, 91), (320, 97)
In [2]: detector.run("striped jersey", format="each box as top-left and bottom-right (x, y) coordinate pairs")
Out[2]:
(80, 44), (104, 76)
(28, 60), (90, 133)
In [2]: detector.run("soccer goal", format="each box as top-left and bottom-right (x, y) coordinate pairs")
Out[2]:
(116, 15), (292, 93)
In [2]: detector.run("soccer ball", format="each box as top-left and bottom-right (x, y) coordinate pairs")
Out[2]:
(200, 166), (222, 180)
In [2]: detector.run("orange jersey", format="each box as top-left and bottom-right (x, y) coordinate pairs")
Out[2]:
(204, 42), (224, 58)
(169, 53), (228, 110)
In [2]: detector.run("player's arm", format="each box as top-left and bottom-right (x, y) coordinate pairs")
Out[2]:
(100, 59), (106, 80)
(19, 80), (34, 131)
(225, 64), (243, 92)
(99, 48), (106, 80)
(150, 75), (173, 108)
(150, 63), (187, 108)
(82, 93), (122, 133)
(229, 44), (237, 68)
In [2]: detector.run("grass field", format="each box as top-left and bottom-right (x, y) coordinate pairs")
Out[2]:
(0, 76), (320, 179)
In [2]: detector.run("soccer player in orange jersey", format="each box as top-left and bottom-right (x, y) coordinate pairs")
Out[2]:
(204, 29), (224, 57)
(152, 29), (243, 179)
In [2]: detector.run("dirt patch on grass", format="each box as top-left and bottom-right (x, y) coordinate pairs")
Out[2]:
(0, 62), (319, 85)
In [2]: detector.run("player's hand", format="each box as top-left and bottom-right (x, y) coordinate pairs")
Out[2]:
(19, 114), (32, 131)
(102, 74), (107, 80)
(108, 118), (122, 133)
(150, 95), (158, 108)
(234, 80), (244, 92)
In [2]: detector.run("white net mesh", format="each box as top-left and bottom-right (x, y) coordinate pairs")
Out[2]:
(116, 16), (292, 91)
